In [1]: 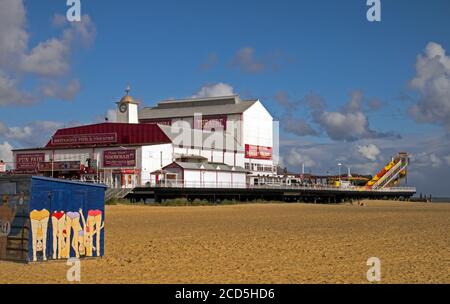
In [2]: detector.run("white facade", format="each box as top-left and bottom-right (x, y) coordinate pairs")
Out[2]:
(141, 144), (174, 185)
(139, 96), (276, 177)
(171, 146), (242, 167)
(161, 163), (247, 189)
(241, 101), (275, 176)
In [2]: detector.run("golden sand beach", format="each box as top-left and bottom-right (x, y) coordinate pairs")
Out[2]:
(0, 200), (449, 284)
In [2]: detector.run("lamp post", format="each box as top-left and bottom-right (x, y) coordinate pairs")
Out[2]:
(338, 163), (342, 186)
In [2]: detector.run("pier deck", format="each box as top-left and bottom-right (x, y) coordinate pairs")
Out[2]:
(126, 185), (417, 203)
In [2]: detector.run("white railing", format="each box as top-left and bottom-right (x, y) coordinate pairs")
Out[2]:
(151, 181), (247, 189)
(147, 181), (416, 193)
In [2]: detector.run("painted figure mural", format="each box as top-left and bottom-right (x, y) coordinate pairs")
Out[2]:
(65, 211), (82, 258)
(30, 209), (50, 261)
(51, 211), (66, 259)
(0, 195), (17, 259)
(30, 208), (104, 261)
(0, 176), (106, 263)
(86, 210), (104, 257)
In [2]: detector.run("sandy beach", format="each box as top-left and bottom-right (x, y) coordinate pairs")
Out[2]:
(0, 200), (449, 284)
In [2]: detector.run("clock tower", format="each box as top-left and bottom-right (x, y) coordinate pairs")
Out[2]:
(116, 86), (139, 124)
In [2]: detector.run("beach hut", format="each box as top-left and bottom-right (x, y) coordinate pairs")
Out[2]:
(0, 176), (106, 263)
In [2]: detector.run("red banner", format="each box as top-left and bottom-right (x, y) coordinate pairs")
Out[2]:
(103, 150), (136, 168)
(38, 161), (81, 172)
(245, 145), (273, 160)
(51, 133), (117, 146)
(16, 153), (45, 170)
(194, 115), (227, 131)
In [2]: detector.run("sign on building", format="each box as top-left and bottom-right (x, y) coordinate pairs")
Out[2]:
(51, 133), (117, 146)
(16, 153), (45, 171)
(194, 115), (227, 131)
(103, 150), (136, 168)
(141, 119), (172, 126)
(245, 145), (273, 160)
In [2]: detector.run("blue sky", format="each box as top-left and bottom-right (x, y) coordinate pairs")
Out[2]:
(1, 0), (450, 195)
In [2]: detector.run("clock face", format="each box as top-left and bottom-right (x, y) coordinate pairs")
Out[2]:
(119, 103), (128, 113)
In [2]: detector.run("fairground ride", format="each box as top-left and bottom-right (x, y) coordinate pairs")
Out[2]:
(366, 152), (409, 190)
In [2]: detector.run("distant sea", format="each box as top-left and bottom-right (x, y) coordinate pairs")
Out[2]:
(411, 197), (450, 203)
(431, 198), (450, 203)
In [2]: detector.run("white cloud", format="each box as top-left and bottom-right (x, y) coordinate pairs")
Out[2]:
(430, 153), (443, 168)
(52, 14), (67, 28)
(231, 47), (265, 74)
(0, 1), (95, 106)
(20, 38), (70, 77)
(319, 111), (368, 140)
(410, 152), (431, 168)
(94, 108), (117, 123)
(0, 0), (28, 67)
(284, 148), (317, 169)
(274, 91), (318, 137)
(281, 141), (381, 176)
(20, 15), (95, 77)
(61, 15), (96, 47)
(0, 142), (13, 165)
(5, 126), (33, 140)
(230, 47), (291, 74)
(192, 83), (235, 98)
(358, 144), (381, 161)
(409, 42), (450, 132)
(445, 155), (450, 166)
(283, 115), (318, 137)
(39, 79), (81, 101)
(0, 70), (34, 105)
(305, 91), (399, 142)
(274, 91), (300, 111)
(0, 120), (65, 148)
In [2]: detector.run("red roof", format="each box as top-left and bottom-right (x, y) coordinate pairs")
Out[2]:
(45, 123), (171, 149)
